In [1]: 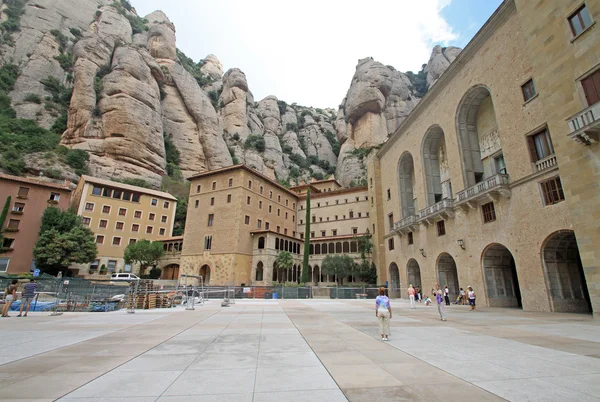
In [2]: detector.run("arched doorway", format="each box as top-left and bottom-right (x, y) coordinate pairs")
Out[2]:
(161, 264), (180, 280)
(256, 261), (264, 282)
(406, 259), (421, 289)
(437, 253), (459, 301)
(543, 231), (590, 313)
(398, 152), (416, 217)
(313, 265), (320, 285)
(482, 244), (521, 308)
(422, 125), (451, 204)
(389, 263), (400, 298)
(199, 264), (211, 285)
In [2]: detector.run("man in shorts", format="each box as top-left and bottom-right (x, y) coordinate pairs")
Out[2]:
(18, 279), (37, 317)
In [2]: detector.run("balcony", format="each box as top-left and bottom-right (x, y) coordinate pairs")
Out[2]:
(417, 199), (454, 225)
(535, 154), (557, 172)
(567, 102), (600, 145)
(392, 215), (419, 235)
(456, 173), (510, 210)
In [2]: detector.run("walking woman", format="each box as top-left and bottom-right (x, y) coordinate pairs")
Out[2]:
(2, 280), (18, 317)
(375, 287), (392, 341)
(468, 286), (476, 311)
(435, 284), (447, 321)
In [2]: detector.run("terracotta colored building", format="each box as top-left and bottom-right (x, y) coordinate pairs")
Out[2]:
(0, 173), (72, 274)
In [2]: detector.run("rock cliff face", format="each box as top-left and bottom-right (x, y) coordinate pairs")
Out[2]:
(0, 0), (459, 188)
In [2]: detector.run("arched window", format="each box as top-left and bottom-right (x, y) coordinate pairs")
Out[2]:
(336, 242), (342, 253)
(350, 241), (358, 253)
(275, 238), (279, 250)
(315, 244), (321, 255)
(349, 210), (354, 218)
(398, 152), (416, 217)
(309, 244), (314, 254)
(258, 236), (265, 249)
(343, 242), (350, 253)
(422, 125), (450, 205)
(256, 261), (264, 281)
(284, 240), (289, 251)
(329, 243), (334, 254)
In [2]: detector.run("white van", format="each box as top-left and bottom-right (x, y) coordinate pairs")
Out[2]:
(110, 273), (140, 280)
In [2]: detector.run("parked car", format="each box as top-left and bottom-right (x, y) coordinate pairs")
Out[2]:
(110, 273), (140, 280)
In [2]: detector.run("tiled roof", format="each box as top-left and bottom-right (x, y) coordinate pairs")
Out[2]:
(0, 173), (72, 191)
(80, 175), (177, 201)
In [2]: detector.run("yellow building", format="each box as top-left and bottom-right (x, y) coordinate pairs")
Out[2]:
(71, 175), (177, 275)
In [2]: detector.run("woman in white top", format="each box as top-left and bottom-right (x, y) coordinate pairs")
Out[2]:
(467, 286), (476, 311)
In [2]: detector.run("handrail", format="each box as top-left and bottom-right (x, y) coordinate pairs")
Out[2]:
(418, 199), (453, 219)
(456, 174), (509, 202)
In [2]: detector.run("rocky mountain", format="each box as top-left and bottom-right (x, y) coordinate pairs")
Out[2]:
(0, 0), (459, 189)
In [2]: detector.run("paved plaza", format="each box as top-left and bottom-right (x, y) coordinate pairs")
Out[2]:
(0, 299), (599, 401)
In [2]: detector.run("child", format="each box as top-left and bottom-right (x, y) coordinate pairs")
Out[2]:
(423, 295), (431, 305)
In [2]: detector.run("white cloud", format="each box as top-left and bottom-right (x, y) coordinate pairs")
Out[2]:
(131, 0), (457, 108)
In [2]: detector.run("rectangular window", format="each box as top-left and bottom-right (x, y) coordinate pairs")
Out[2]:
(352, 227), (358, 234)
(387, 189), (391, 200)
(212, 182), (216, 190)
(388, 238), (394, 251)
(292, 216), (295, 222)
(207, 213), (214, 226)
(269, 191), (273, 199)
(0, 258), (10, 272)
(227, 194), (232, 203)
(265, 222), (270, 230)
(482, 202), (497, 223)
(388, 213), (394, 230)
(260, 186), (264, 195)
(129, 238), (137, 245)
(581, 69), (600, 106)
(112, 237), (121, 246)
(248, 180), (252, 189)
(269, 205), (272, 213)
(151, 198), (157, 206)
(101, 206), (111, 215)
(107, 260), (117, 271)
(494, 154), (507, 174)
(103, 188), (112, 197)
(204, 236), (212, 250)
(245, 215), (250, 225)
(131, 193), (140, 203)
(257, 219), (262, 229)
(285, 199), (288, 206)
(149, 213), (155, 221)
(437, 220), (446, 236)
(408, 232), (414, 245)
(134, 210), (142, 218)
(85, 202), (94, 211)
(164, 201), (169, 208)
(528, 129), (555, 162)
(259, 200), (262, 209)
(99, 219), (107, 228)
(82, 217), (91, 226)
(112, 190), (122, 199)
(278, 195), (281, 202)
(115, 222), (124, 230)
(211, 197), (215, 206)
(541, 176), (566, 205)
(90, 259), (99, 271)
(195, 200), (199, 208)
(247, 196), (251, 205)
(521, 79), (536, 102)
(197, 184), (201, 193)
(161, 215), (167, 223)
(49, 192), (60, 202)
(118, 208), (126, 216)
(310, 232), (315, 238)
(335, 215), (338, 220)
(276, 226), (280, 233)
(229, 178), (233, 187)
(92, 186), (102, 196)
(7, 219), (18, 229)
(96, 235), (104, 244)
(132, 224), (139, 232)
(285, 212), (288, 219)
(300, 233), (304, 239)
(146, 226), (153, 234)
(293, 202), (296, 209)
(284, 228), (288, 235)
(277, 208), (280, 216)
(332, 229), (337, 236)
(321, 230), (326, 237)
(122, 191), (131, 201)
(159, 228), (165, 236)
(568, 4), (593, 37)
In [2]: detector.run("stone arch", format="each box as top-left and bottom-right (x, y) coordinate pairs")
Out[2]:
(199, 264), (211, 285)
(336, 242), (342, 253)
(313, 265), (320, 285)
(309, 244), (314, 254)
(315, 243), (321, 255)
(328, 243), (334, 254)
(398, 151), (416, 217)
(456, 85), (500, 187)
(482, 243), (522, 308)
(436, 253), (459, 300)
(258, 236), (265, 249)
(343, 242), (349, 253)
(256, 261), (264, 281)
(389, 262), (400, 298)
(542, 230), (590, 313)
(406, 259), (421, 289)
(422, 125), (450, 205)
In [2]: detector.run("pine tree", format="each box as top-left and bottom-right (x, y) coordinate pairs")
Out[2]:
(301, 188), (311, 283)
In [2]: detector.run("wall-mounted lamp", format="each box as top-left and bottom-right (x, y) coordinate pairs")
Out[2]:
(420, 249), (426, 257)
(458, 239), (465, 250)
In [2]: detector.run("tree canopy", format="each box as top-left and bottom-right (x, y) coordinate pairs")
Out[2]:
(123, 239), (164, 273)
(275, 251), (293, 272)
(321, 255), (355, 285)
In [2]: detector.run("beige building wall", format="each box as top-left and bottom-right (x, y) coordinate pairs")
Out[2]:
(514, 0), (600, 315)
(374, 0), (580, 312)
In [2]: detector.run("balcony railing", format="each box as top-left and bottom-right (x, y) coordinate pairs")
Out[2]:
(417, 199), (454, 224)
(392, 215), (418, 234)
(456, 173), (510, 206)
(567, 102), (600, 145)
(535, 154), (557, 172)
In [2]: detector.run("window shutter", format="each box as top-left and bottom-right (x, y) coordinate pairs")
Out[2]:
(582, 71), (600, 106)
(526, 135), (538, 162)
(540, 181), (549, 205)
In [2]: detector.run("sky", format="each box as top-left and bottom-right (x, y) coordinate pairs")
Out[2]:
(131, 0), (502, 109)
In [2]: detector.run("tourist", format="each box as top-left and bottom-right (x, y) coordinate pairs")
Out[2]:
(375, 287), (392, 341)
(423, 295), (432, 305)
(468, 286), (476, 311)
(444, 285), (450, 305)
(18, 279), (37, 317)
(2, 280), (18, 317)
(459, 287), (466, 305)
(416, 287), (422, 303)
(436, 284), (447, 321)
(408, 284), (416, 309)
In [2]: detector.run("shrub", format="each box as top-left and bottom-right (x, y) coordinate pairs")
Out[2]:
(244, 135), (266, 153)
(289, 166), (300, 178)
(208, 90), (221, 110)
(65, 149), (89, 170)
(289, 153), (308, 169)
(282, 145), (293, 154)
(0, 64), (19, 92)
(312, 172), (324, 181)
(69, 27), (83, 41)
(50, 29), (68, 52)
(307, 155), (319, 165)
(277, 100), (287, 115)
(176, 48), (212, 87)
(232, 133), (240, 141)
(54, 53), (73, 72)
(285, 123), (298, 132)
(23, 93), (41, 104)
(118, 178), (152, 188)
(0, 0), (25, 34)
(0, 147), (25, 175)
(43, 168), (61, 179)
(324, 130), (340, 156)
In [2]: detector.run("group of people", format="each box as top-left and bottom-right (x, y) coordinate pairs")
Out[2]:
(375, 284), (477, 340)
(2, 279), (38, 317)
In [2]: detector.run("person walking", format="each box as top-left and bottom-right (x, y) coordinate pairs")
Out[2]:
(459, 287), (466, 305)
(416, 287), (422, 303)
(408, 284), (416, 309)
(444, 285), (450, 305)
(375, 287), (392, 341)
(468, 286), (476, 311)
(2, 280), (18, 317)
(436, 284), (447, 321)
(18, 279), (37, 317)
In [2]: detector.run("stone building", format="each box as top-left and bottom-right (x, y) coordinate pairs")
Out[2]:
(0, 174), (73, 275)
(71, 176), (177, 275)
(367, 0), (599, 313)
